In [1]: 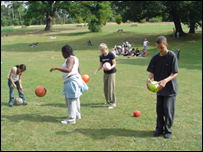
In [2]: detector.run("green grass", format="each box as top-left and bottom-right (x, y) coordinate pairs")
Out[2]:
(1, 23), (202, 151)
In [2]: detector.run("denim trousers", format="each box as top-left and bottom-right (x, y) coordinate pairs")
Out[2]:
(8, 79), (25, 104)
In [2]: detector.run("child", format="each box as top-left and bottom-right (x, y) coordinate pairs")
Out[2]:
(139, 49), (147, 57)
(146, 36), (178, 138)
(93, 43), (117, 109)
(7, 64), (27, 107)
(176, 48), (180, 59)
(50, 45), (88, 124)
(143, 38), (149, 52)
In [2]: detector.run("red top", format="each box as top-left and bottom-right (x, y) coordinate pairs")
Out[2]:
(143, 50), (147, 55)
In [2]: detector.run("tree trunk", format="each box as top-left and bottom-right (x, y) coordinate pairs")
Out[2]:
(45, 15), (53, 31)
(18, 8), (22, 25)
(171, 11), (185, 36)
(12, 7), (14, 19)
(189, 22), (195, 33)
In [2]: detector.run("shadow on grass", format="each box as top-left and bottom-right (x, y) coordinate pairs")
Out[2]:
(40, 102), (105, 108)
(1, 114), (65, 123)
(56, 128), (155, 139)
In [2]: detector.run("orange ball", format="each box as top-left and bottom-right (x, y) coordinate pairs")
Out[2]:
(82, 74), (90, 83)
(133, 110), (141, 117)
(35, 86), (47, 97)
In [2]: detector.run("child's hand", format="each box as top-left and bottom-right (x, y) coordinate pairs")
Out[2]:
(50, 67), (57, 72)
(146, 78), (151, 90)
(104, 66), (111, 71)
(19, 87), (23, 92)
(158, 79), (167, 91)
(13, 84), (17, 89)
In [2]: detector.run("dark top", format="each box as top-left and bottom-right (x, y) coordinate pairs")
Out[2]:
(100, 52), (117, 74)
(147, 51), (178, 96)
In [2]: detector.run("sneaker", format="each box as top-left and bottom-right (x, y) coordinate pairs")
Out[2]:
(104, 102), (109, 105)
(61, 119), (76, 124)
(8, 103), (13, 107)
(108, 104), (116, 109)
(153, 132), (163, 137)
(76, 115), (81, 119)
(164, 133), (171, 138)
(22, 101), (28, 105)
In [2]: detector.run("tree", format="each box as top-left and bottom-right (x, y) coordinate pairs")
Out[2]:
(25, 1), (73, 31)
(113, 1), (202, 36)
(115, 14), (122, 24)
(81, 1), (112, 32)
(180, 1), (202, 33)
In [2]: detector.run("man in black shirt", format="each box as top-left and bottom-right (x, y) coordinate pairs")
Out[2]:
(146, 36), (178, 138)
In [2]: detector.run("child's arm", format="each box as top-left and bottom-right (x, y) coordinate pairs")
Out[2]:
(93, 62), (103, 75)
(105, 59), (116, 71)
(50, 57), (74, 73)
(9, 68), (17, 89)
(18, 73), (23, 92)
(146, 73), (154, 90)
(158, 73), (178, 91)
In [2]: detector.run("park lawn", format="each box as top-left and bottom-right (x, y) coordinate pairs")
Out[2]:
(1, 23), (202, 151)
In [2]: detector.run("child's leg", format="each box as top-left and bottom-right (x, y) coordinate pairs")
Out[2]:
(76, 97), (81, 119)
(8, 79), (15, 104)
(156, 95), (165, 133)
(65, 97), (77, 123)
(163, 96), (176, 134)
(103, 73), (109, 103)
(15, 81), (25, 101)
(108, 73), (116, 106)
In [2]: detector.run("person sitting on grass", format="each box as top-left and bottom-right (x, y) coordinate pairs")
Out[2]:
(139, 49), (147, 57)
(87, 40), (92, 46)
(135, 48), (140, 56)
(7, 64), (28, 107)
(29, 42), (39, 47)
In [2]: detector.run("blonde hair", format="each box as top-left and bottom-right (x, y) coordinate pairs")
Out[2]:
(99, 43), (108, 56)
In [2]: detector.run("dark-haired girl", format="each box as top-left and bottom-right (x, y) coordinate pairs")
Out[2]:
(50, 45), (88, 124)
(7, 64), (27, 107)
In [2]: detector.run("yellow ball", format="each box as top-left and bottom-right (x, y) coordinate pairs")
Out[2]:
(149, 81), (159, 92)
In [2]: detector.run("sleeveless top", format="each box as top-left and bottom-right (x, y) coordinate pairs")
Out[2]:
(7, 67), (21, 82)
(62, 55), (79, 80)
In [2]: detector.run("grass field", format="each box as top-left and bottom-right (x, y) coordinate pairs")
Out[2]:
(1, 23), (202, 151)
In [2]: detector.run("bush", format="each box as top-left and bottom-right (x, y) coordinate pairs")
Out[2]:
(75, 16), (83, 24)
(139, 18), (146, 23)
(12, 19), (20, 26)
(1, 16), (8, 26)
(149, 17), (161, 22)
(66, 18), (74, 24)
(115, 14), (122, 25)
(88, 21), (101, 32)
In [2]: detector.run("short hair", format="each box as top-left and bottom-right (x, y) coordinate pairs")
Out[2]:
(156, 36), (167, 45)
(62, 45), (74, 56)
(16, 64), (26, 70)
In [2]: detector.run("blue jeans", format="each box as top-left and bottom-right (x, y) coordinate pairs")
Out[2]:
(177, 54), (180, 59)
(144, 46), (148, 52)
(139, 54), (146, 57)
(8, 79), (25, 104)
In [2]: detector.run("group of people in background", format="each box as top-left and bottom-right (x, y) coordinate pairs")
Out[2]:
(111, 39), (149, 57)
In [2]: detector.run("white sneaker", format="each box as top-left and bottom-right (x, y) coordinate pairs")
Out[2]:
(108, 104), (116, 109)
(61, 119), (76, 124)
(76, 115), (81, 119)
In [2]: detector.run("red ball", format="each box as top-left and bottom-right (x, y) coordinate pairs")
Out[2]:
(82, 74), (90, 83)
(134, 110), (141, 117)
(35, 86), (46, 97)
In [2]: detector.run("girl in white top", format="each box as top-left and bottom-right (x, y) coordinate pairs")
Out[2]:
(50, 45), (88, 124)
(7, 64), (27, 107)
(143, 38), (149, 52)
